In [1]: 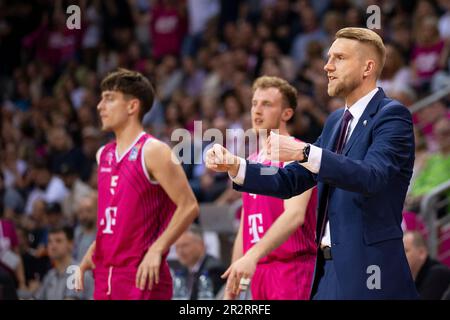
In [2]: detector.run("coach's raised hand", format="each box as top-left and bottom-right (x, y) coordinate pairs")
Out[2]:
(266, 131), (306, 162)
(205, 144), (241, 177)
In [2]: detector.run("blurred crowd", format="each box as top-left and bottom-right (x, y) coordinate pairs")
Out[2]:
(0, 0), (450, 299)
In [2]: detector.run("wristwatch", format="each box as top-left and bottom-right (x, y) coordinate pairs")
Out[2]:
(298, 144), (310, 163)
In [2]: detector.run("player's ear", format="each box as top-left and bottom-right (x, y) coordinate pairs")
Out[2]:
(128, 98), (140, 116)
(282, 107), (294, 122)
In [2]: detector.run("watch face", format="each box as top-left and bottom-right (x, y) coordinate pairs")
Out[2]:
(299, 145), (309, 163)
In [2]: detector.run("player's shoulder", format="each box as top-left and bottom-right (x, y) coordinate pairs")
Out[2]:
(96, 142), (114, 164)
(143, 136), (170, 153)
(142, 136), (173, 165)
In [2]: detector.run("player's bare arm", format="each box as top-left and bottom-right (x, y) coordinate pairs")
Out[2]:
(223, 209), (244, 300)
(136, 139), (199, 290)
(222, 188), (313, 296)
(75, 241), (96, 291)
(75, 147), (103, 292)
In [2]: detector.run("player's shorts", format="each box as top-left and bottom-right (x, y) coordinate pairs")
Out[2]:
(93, 262), (172, 300)
(250, 255), (315, 300)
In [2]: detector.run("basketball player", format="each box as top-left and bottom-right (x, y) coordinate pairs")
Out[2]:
(222, 76), (317, 300)
(75, 69), (199, 300)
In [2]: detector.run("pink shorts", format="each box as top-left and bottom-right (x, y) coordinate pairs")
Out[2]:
(251, 256), (315, 300)
(93, 263), (172, 300)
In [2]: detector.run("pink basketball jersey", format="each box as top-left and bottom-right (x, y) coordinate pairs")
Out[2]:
(94, 132), (176, 268)
(242, 148), (317, 263)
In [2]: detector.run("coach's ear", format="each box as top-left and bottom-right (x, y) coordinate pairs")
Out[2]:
(363, 59), (376, 78)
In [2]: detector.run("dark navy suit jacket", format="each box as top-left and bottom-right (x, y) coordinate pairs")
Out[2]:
(234, 88), (419, 299)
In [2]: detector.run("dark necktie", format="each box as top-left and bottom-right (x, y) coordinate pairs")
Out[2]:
(334, 110), (353, 154)
(318, 109), (353, 244)
(187, 271), (196, 299)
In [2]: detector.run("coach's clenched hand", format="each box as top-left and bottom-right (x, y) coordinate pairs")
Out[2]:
(205, 144), (241, 177)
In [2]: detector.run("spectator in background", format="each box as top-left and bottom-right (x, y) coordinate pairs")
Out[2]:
(260, 41), (296, 82)
(79, 126), (102, 182)
(46, 127), (85, 176)
(180, 56), (207, 98)
(60, 161), (93, 223)
(0, 263), (18, 300)
(222, 90), (244, 132)
(438, 0), (450, 40)
(0, 197), (26, 291)
(150, 0), (187, 60)
(100, 0), (134, 51)
(33, 227), (93, 300)
(156, 55), (183, 102)
(265, 0), (300, 54)
(1, 168), (24, 219)
(25, 199), (50, 260)
(1, 142), (27, 192)
(409, 118), (450, 209)
(402, 211), (428, 238)
(403, 231), (450, 299)
(183, 0), (220, 56)
(178, 93), (200, 133)
(378, 43), (413, 96)
(73, 194), (97, 263)
(24, 159), (67, 216)
(290, 6), (327, 70)
(197, 117), (231, 202)
(411, 16), (448, 92)
(405, 127), (429, 206)
(22, 9), (83, 67)
(174, 224), (226, 300)
(414, 99), (448, 152)
(291, 93), (327, 143)
(15, 226), (51, 289)
(45, 202), (65, 229)
(96, 42), (119, 78)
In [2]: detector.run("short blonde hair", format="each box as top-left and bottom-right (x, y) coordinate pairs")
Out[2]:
(335, 27), (386, 78)
(252, 76), (298, 110)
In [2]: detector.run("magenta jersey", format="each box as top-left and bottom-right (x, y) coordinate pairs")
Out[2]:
(93, 132), (176, 268)
(242, 150), (317, 264)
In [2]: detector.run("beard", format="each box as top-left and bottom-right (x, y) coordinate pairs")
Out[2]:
(328, 76), (360, 98)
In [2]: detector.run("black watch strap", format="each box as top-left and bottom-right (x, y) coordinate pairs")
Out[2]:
(298, 144), (310, 163)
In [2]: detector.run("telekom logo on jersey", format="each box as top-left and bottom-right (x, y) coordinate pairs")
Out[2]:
(248, 209), (264, 244)
(100, 175), (119, 234)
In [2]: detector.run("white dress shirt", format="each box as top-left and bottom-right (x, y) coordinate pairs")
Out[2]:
(231, 88), (379, 247)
